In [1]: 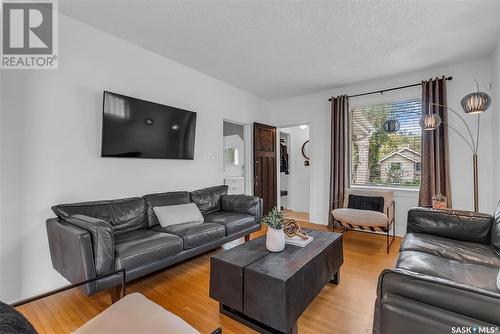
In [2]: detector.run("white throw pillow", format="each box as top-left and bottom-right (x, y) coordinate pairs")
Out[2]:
(153, 203), (204, 228)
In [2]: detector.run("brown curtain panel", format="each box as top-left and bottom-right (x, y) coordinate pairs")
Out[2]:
(419, 77), (452, 207)
(328, 95), (349, 226)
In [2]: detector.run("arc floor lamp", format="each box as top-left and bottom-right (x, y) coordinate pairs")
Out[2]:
(384, 81), (491, 212)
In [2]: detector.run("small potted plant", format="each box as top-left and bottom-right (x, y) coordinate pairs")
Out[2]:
(263, 207), (285, 252)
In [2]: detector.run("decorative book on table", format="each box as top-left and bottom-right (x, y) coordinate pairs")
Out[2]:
(285, 235), (314, 247)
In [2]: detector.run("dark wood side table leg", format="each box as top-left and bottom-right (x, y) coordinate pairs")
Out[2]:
(109, 285), (122, 304)
(330, 270), (340, 285)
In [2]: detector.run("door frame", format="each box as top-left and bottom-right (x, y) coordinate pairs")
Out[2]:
(222, 119), (252, 195)
(276, 123), (310, 214)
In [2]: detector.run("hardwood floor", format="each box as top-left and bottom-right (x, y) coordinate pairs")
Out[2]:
(16, 223), (401, 334)
(283, 209), (310, 223)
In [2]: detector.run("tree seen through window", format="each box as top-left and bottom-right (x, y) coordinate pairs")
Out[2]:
(349, 98), (422, 188)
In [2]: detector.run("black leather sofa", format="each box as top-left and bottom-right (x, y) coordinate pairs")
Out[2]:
(46, 185), (262, 295)
(374, 207), (500, 334)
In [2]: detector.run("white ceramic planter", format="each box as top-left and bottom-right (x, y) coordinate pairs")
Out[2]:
(266, 227), (285, 252)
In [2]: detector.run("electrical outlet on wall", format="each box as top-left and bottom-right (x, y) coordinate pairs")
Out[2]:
(208, 152), (215, 161)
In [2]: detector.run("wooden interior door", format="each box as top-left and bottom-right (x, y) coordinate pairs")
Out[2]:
(253, 122), (277, 215)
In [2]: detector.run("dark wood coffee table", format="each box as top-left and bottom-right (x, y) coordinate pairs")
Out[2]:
(209, 229), (343, 334)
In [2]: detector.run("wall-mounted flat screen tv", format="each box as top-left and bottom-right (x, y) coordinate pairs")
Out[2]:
(101, 91), (197, 159)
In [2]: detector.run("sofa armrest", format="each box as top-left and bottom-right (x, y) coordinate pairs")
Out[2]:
(64, 214), (115, 276)
(221, 195), (263, 224)
(46, 218), (98, 294)
(407, 207), (492, 244)
(375, 268), (500, 329)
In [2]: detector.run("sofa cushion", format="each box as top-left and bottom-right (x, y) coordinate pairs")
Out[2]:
(396, 251), (500, 293)
(143, 191), (191, 228)
(332, 208), (388, 227)
(402, 233), (500, 267)
(204, 211), (256, 236)
(493, 204), (500, 256)
(114, 230), (183, 270)
(52, 200), (114, 224)
(112, 197), (147, 234)
(190, 185), (228, 214)
(52, 197), (147, 234)
(154, 222), (225, 249)
(407, 208), (493, 244)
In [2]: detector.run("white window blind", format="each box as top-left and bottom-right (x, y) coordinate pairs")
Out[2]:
(349, 98), (422, 189)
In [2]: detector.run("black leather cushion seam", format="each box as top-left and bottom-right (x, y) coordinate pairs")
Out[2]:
(116, 249), (182, 271)
(400, 247), (500, 270)
(116, 242), (182, 262)
(166, 223), (225, 234)
(401, 233), (500, 267)
(384, 268), (500, 299)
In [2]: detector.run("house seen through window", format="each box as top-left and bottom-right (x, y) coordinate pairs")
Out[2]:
(349, 98), (422, 189)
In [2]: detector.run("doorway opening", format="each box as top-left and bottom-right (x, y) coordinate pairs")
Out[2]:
(223, 120), (246, 195)
(278, 124), (310, 223)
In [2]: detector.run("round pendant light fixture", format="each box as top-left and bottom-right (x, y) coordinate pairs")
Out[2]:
(420, 113), (442, 131)
(383, 119), (400, 133)
(461, 91), (491, 115)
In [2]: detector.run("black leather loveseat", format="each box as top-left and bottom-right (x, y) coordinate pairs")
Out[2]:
(46, 185), (262, 295)
(374, 207), (500, 334)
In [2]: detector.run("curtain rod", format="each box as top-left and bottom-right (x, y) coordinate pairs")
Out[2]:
(328, 76), (452, 101)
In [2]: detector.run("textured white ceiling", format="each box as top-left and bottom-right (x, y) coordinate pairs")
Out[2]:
(59, 0), (500, 100)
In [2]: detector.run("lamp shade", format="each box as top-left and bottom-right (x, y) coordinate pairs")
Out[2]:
(383, 119), (400, 133)
(461, 92), (491, 114)
(420, 114), (441, 130)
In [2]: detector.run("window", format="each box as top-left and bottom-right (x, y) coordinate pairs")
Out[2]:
(349, 98), (422, 189)
(390, 162), (402, 170)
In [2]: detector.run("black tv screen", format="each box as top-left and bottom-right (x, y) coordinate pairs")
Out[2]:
(101, 91), (196, 159)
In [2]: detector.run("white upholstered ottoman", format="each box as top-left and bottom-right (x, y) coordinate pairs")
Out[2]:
(73, 293), (200, 334)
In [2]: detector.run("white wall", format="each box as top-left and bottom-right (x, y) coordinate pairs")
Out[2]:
(263, 58), (495, 235)
(0, 14), (266, 302)
(279, 126), (310, 213)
